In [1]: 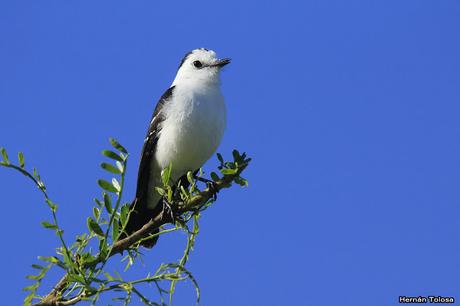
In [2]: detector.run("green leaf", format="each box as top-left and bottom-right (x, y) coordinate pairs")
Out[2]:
(161, 163), (172, 187)
(24, 292), (35, 305)
(114, 270), (123, 280)
(120, 204), (130, 227)
(98, 179), (118, 193)
(82, 253), (97, 266)
(103, 193), (113, 214)
(232, 149), (240, 161)
(93, 207), (100, 220)
(187, 171), (195, 184)
(22, 283), (39, 292)
(99, 238), (108, 258)
(68, 274), (86, 284)
(155, 187), (165, 196)
(104, 271), (115, 281)
(62, 251), (75, 269)
(38, 256), (60, 264)
(167, 186), (173, 201)
(210, 172), (220, 181)
(109, 137), (128, 153)
(112, 218), (120, 241)
(116, 161), (124, 173)
(102, 150), (123, 162)
(220, 168), (238, 175)
(216, 152), (224, 164)
(94, 198), (103, 207)
(1, 147), (9, 164)
(234, 176), (248, 187)
(31, 264), (44, 270)
(41, 221), (58, 230)
(45, 199), (57, 211)
(26, 274), (42, 280)
(18, 152), (25, 168)
(101, 162), (122, 174)
(87, 217), (104, 237)
(112, 178), (121, 192)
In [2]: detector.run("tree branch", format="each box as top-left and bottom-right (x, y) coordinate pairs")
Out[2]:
(33, 161), (248, 306)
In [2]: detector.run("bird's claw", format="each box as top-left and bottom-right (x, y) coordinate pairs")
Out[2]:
(161, 198), (175, 223)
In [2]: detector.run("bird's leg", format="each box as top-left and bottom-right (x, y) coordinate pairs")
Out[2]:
(161, 197), (175, 223)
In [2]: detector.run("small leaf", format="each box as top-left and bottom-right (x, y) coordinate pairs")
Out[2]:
(38, 256), (59, 264)
(68, 274), (86, 284)
(155, 187), (165, 196)
(41, 221), (58, 230)
(18, 152), (25, 168)
(109, 137), (128, 153)
(112, 178), (121, 192)
(167, 186), (173, 201)
(31, 264), (44, 270)
(98, 179), (118, 193)
(103, 193), (113, 213)
(93, 207), (100, 220)
(102, 150), (123, 162)
(62, 251), (75, 270)
(101, 162), (122, 174)
(104, 271), (114, 281)
(120, 204), (130, 227)
(217, 153), (224, 164)
(1, 147), (9, 164)
(123, 253), (135, 271)
(112, 219), (120, 241)
(161, 163), (172, 187)
(220, 168), (238, 175)
(114, 270), (123, 280)
(232, 149), (240, 161)
(210, 172), (220, 181)
(24, 292), (35, 305)
(99, 238), (108, 258)
(26, 274), (42, 280)
(82, 253), (97, 265)
(45, 199), (57, 211)
(87, 217), (104, 237)
(234, 176), (248, 187)
(94, 198), (103, 207)
(22, 283), (39, 292)
(187, 171), (195, 184)
(116, 161), (124, 173)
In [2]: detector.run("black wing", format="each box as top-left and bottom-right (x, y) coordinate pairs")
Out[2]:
(135, 85), (175, 205)
(123, 86), (175, 245)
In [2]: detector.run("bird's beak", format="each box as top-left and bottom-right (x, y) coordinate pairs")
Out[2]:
(211, 58), (231, 68)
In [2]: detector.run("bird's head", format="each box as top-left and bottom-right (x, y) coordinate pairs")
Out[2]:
(172, 48), (230, 86)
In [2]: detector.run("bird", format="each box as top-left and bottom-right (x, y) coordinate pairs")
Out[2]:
(123, 48), (230, 247)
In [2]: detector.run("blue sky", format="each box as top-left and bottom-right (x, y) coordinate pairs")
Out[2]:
(1, 1), (460, 305)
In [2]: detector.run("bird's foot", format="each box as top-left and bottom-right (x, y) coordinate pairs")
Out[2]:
(161, 198), (175, 223)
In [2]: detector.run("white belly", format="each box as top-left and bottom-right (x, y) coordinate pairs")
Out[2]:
(146, 84), (226, 208)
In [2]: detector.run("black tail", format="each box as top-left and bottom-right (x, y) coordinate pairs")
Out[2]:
(121, 199), (162, 248)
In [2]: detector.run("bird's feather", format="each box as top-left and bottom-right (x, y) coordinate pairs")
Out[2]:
(123, 86), (175, 247)
(135, 85), (175, 205)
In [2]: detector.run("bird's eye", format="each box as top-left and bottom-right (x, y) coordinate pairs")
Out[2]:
(193, 60), (203, 68)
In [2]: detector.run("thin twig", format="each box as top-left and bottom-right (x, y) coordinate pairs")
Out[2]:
(32, 161), (248, 306)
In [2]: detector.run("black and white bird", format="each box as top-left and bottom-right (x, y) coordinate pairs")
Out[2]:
(124, 48), (230, 247)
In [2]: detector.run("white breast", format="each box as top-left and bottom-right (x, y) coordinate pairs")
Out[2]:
(154, 82), (226, 183)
